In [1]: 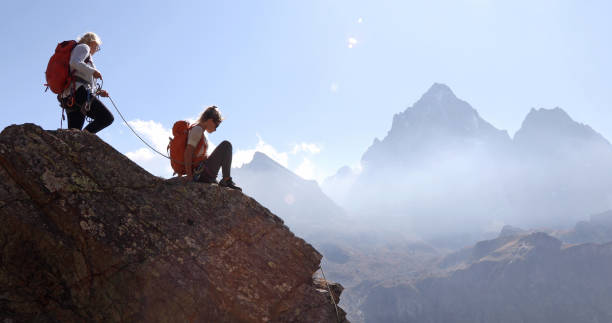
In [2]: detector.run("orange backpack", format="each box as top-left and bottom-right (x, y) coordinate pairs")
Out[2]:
(45, 40), (78, 94)
(167, 121), (207, 176)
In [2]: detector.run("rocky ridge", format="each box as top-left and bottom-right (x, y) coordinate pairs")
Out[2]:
(0, 124), (347, 322)
(360, 232), (612, 323)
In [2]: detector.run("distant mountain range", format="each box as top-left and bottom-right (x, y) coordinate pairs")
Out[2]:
(359, 231), (612, 323)
(329, 210), (612, 323)
(324, 83), (612, 234)
(236, 83), (612, 238)
(230, 82), (612, 254)
(230, 83), (612, 323)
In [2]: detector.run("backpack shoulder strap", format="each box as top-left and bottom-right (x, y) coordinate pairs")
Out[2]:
(188, 124), (206, 156)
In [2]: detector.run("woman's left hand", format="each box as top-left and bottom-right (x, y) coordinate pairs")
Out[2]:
(97, 90), (109, 97)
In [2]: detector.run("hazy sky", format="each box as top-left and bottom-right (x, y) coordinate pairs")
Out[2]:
(1, 0), (610, 182)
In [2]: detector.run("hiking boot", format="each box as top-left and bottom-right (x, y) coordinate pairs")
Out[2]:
(219, 177), (242, 191)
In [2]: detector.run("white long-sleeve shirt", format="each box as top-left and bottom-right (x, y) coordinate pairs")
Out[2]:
(61, 43), (99, 97)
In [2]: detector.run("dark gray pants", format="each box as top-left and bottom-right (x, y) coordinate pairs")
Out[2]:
(194, 140), (232, 182)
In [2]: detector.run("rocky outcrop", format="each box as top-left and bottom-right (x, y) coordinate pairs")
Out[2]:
(360, 232), (612, 323)
(498, 224), (527, 238)
(0, 124), (347, 322)
(556, 210), (612, 244)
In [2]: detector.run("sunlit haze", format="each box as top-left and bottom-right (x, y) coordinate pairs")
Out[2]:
(2, 1), (611, 184)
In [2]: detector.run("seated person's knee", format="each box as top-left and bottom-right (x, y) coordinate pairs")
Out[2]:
(221, 140), (232, 150)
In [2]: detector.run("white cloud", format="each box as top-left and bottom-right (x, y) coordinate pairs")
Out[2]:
(295, 158), (316, 180)
(357, 17), (363, 24)
(126, 119), (171, 152)
(233, 135), (289, 168)
(348, 37), (358, 48)
(125, 147), (155, 162)
(291, 142), (321, 155)
(352, 162), (364, 175)
(233, 135), (329, 182)
(123, 120), (174, 178)
(232, 149), (257, 168)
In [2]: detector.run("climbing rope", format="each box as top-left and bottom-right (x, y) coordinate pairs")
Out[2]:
(319, 264), (342, 323)
(57, 78), (172, 161)
(107, 95), (171, 160)
(98, 77), (170, 160)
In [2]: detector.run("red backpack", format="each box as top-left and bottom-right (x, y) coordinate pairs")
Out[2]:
(45, 40), (77, 94)
(167, 121), (207, 176)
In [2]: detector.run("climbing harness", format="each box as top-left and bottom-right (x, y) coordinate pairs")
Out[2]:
(58, 77), (100, 128)
(57, 75), (78, 129)
(319, 264), (342, 323)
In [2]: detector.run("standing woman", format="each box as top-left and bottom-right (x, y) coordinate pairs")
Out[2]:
(60, 32), (114, 133)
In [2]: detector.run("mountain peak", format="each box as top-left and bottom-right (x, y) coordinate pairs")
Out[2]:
(427, 82), (455, 94)
(252, 151), (274, 164)
(248, 151), (284, 170)
(391, 83), (507, 141)
(241, 151), (305, 181)
(523, 107), (573, 126)
(515, 107), (609, 145)
(360, 83), (511, 170)
(409, 83), (468, 115)
(420, 83), (457, 103)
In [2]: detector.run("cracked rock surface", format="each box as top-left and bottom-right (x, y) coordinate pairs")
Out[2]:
(0, 124), (347, 322)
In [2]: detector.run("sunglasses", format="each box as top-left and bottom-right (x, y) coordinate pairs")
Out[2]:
(90, 42), (101, 53)
(214, 119), (222, 128)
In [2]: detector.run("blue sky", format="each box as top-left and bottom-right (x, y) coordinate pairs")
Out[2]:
(1, 0), (611, 182)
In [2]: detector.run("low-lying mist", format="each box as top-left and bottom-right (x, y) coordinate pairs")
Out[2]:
(336, 136), (612, 246)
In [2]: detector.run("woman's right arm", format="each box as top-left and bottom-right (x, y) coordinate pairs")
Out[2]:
(69, 44), (99, 78)
(184, 145), (195, 180)
(184, 127), (203, 181)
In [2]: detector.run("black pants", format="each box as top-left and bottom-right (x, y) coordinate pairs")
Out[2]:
(66, 86), (114, 133)
(194, 140), (233, 182)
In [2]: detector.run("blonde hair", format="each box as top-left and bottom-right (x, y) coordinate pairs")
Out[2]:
(77, 32), (102, 46)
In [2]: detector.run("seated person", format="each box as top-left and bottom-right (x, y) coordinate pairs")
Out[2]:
(184, 106), (241, 191)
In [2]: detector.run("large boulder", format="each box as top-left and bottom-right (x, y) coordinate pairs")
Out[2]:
(0, 124), (347, 322)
